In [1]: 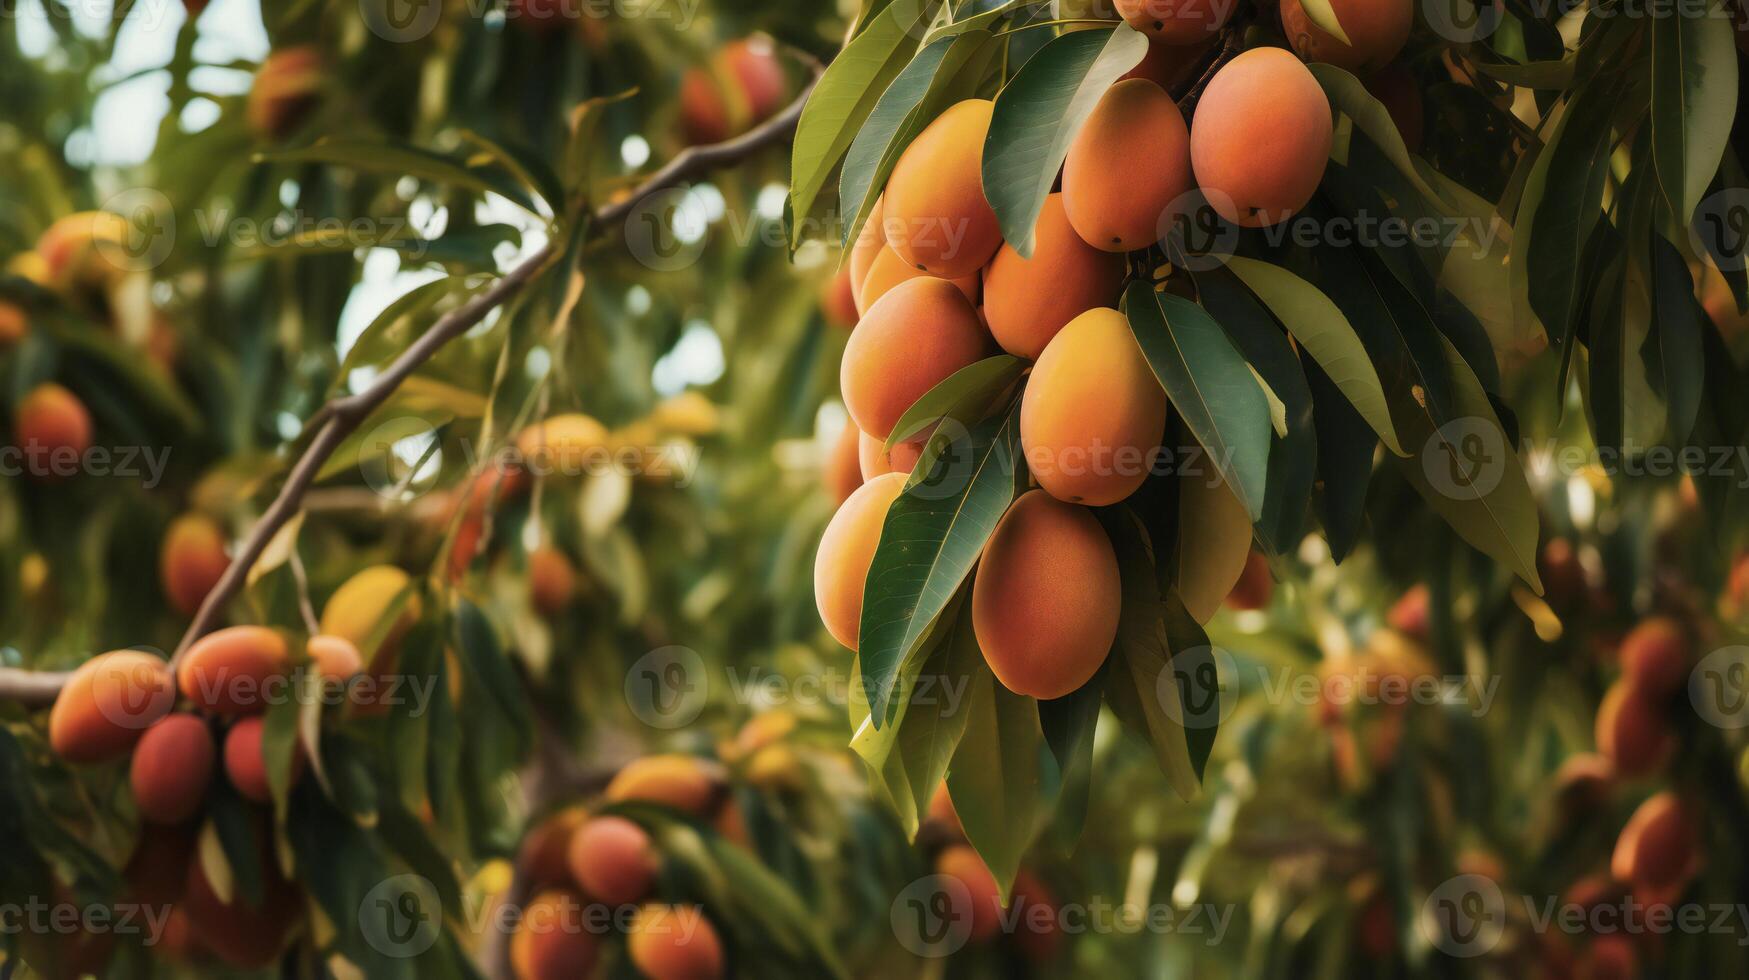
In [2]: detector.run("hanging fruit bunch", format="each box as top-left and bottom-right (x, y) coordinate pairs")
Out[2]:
(791, 0), (1745, 898)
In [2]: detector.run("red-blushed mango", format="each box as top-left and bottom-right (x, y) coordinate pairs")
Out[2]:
(627, 903), (726, 980)
(528, 546), (577, 617)
(223, 715), (304, 803)
(934, 845), (1002, 943)
(821, 267), (859, 329)
(49, 651), (175, 763)
(512, 890), (600, 980)
(129, 714), (214, 824)
(306, 633), (362, 683)
(858, 428), (929, 480)
(1386, 584), (1429, 638)
(1224, 550), (1274, 611)
(605, 754), (725, 816)
(1595, 680), (1673, 777)
(178, 625), (289, 715)
(160, 514), (229, 617)
(825, 423), (864, 504)
(856, 245), (982, 316)
(1190, 48), (1332, 228)
(1612, 792), (1698, 890)
(319, 565), (421, 662)
(1063, 80), (1193, 254)
(516, 413), (610, 477)
(721, 38), (787, 121)
(679, 67), (734, 145)
(842, 278), (992, 441)
(246, 46), (323, 140)
(567, 815), (657, 906)
(519, 806), (590, 890)
(985, 193), (1125, 358)
(0, 300), (26, 347)
(1280, 0), (1413, 74)
(813, 472), (907, 650)
(1364, 63), (1425, 152)
(883, 100), (1003, 278)
(1114, 0), (1236, 44)
(971, 491), (1120, 699)
(1619, 616), (1689, 697)
(15, 383), (94, 477)
(183, 832), (302, 970)
(1020, 307), (1166, 506)
(678, 39), (787, 146)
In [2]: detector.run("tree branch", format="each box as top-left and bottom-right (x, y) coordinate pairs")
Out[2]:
(0, 73), (822, 709)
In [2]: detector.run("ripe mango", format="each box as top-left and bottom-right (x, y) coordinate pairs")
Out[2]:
(985, 193), (1125, 357)
(160, 514), (230, 617)
(971, 491), (1120, 699)
(813, 472), (906, 651)
(1114, 0), (1237, 45)
(856, 245), (982, 317)
(627, 903), (725, 980)
(1190, 48), (1332, 227)
(1019, 307), (1166, 506)
(129, 714), (214, 824)
(178, 625), (289, 715)
(883, 100), (1003, 278)
(567, 815), (656, 906)
(1063, 79), (1194, 253)
(49, 651), (175, 763)
(840, 278), (992, 441)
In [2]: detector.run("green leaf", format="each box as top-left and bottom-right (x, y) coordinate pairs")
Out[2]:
(1650, 9), (1738, 224)
(257, 140), (541, 215)
(1309, 64), (1446, 210)
(946, 663), (1045, 899)
(453, 598), (534, 759)
(332, 278), (466, 390)
(1397, 336), (1543, 591)
(982, 24), (1148, 258)
(840, 31), (997, 254)
(1298, 0), (1354, 44)
(849, 598), (981, 836)
(1225, 257), (1405, 455)
(1304, 358), (1376, 563)
(789, 0), (943, 245)
(1473, 56), (1574, 89)
(1512, 77), (1619, 348)
(860, 403), (1021, 726)
(1650, 234), (1705, 446)
(1123, 282), (1273, 524)
(1098, 508), (1202, 800)
(885, 353), (1025, 450)
(1198, 266), (1317, 552)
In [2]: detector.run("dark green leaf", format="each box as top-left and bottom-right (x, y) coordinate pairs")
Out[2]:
(982, 24), (1148, 257)
(1123, 282), (1272, 524)
(860, 403), (1021, 726)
